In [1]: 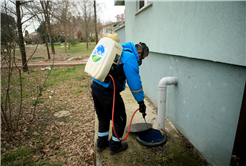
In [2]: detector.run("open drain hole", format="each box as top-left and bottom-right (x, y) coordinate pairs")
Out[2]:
(136, 128), (167, 147)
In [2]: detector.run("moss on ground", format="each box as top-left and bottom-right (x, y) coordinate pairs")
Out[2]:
(96, 129), (209, 166)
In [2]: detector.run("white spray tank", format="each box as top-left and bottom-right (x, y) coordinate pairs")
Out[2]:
(84, 33), (123, 82)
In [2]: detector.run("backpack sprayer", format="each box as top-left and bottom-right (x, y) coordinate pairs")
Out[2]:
(85, 33), (139, 141)
(84, 33), (122, 82)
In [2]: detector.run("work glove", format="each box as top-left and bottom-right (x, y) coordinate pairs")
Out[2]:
(138, 101), (146, 118)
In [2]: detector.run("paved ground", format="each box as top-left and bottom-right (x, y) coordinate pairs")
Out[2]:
(1, 59), (87, 69)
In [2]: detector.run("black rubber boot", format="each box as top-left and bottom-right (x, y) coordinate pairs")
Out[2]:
(109, 142), (128, 155)
(96, 145), (108, 152)
(96, 140), (109, 152)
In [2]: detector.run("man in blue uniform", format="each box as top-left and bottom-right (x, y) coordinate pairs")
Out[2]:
(91, 42), (149, 155)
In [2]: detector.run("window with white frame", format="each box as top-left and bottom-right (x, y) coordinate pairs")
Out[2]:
(138, 0), (151, 10)
(106, 29), (112, 34)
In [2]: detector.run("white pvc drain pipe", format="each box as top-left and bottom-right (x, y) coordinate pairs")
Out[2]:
(157, 77), (178, 130)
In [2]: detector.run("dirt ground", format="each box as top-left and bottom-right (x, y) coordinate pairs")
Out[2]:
(1, 47), (96, 165)
(1, 45), (209, 166)
(1, 69), (95, 165)
(4, 45), (90, 64)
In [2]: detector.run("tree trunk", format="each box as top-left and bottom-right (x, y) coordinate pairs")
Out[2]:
(40, 0), (55, 54)
(94, 0), (98, 44)
(84, 5), (88, 50)
(68, 36), (70, 50)
(43, 21), (50, 59)
(64, 19), (67, 53)
(16, 1), (28, 72)
(65, 23), (67, 53)
(89, 34), (91, 45)
(64, 1), (68, 53)
(46, 1), (55, 54)
(85, 21), (88, 50)
(48, 20), (55, 54)
(68, 23), (71, 50)
(86, 34), (88, 50)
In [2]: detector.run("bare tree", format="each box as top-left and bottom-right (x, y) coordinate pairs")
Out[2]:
(77, 0), (93, 50)
(40, 0), (55, 54)
(1, 1), (17, 131)
(40, 1), (51, 59)
(63, 0), (69, 53)
(1, 0), (42, 132)
(43, 21), (51, 59)
(16, 1), (29, 72)
(25, 0), (56, 57)
(52, 0), (70, 53)
(85, 1), (93, 48)
(67, 12), (72, 50)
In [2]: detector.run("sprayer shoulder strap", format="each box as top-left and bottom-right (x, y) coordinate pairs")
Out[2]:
(113, 63), (124, 77)
(112, 49), (133, 76)
(104, 60), (124, 83)
(125, 50), (132, 53)
(107, 50), (132, 81)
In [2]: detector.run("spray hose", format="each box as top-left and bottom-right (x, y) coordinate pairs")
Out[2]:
(108, 74), (139, 141)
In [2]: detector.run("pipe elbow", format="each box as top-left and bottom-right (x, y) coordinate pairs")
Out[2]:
(158, 77), (178, 88)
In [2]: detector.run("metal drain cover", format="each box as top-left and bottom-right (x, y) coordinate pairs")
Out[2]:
(125, 123), (152, 133)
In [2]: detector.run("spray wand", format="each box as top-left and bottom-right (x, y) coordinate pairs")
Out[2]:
(142, 112), (154, 143)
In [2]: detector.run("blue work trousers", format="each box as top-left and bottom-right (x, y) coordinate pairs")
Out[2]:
(91, 90), (126, 151)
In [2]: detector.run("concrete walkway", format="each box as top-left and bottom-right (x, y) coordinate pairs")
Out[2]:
(1, 59), (87, 69)
(94, 85), (209, 166)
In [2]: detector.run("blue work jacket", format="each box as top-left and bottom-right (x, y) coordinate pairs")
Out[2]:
(92, 42), (144, 102)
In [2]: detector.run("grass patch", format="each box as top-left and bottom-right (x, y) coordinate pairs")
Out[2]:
(76, 90), (82, 96)
(80, 84), (90, 88)
(47, 67), (77, 78)
(74, 117), (79, 122)
(1, 146), (62, 166)
(48, 72), (60, 78)
(1, 62), (89, 106)
(46, 98), (55, 103)
(55, 104), (68, 112)
(45, 65), (86, 87)
(21, 76), (27, 80)
(53, 43), (96, 54)
(44, 109), (50, 114)
(35, 137), (41, 142)
(1, 146), (34, 165)
(58, 116), (69, 123)
(59, 150), (68, 156)
(75, 75), (86, 81)
(32, 99), (45, 106)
